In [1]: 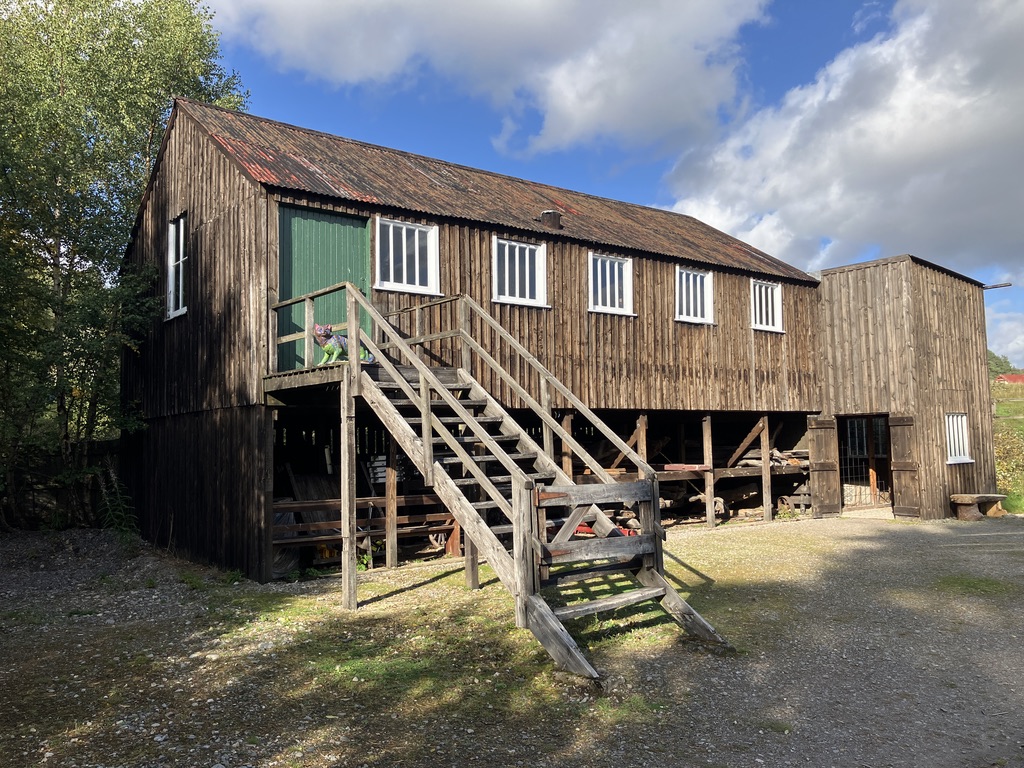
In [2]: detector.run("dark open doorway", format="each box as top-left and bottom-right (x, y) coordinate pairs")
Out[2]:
(837, 415), (893, 509)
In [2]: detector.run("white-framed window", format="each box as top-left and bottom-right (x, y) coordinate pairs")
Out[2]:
(492, 237), (547, 307)
(751, 278), (783, 332)
(588, 252), (633, 315)
(166, 214), (187, 319)
(375, 216), (440, 295)
(675, 266), (714, 324)
(945, 413), (972, 464)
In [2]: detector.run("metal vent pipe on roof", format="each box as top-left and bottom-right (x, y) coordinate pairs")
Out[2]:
(540, 209), (563, 229)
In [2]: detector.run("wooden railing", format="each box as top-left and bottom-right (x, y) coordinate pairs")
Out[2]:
(271, 280), (357, 370)
(270, 285), (662, 612)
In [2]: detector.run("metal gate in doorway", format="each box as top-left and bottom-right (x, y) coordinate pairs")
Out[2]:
(838, 415), (892, 508)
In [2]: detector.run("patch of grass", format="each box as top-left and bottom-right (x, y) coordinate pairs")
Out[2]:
(933, 574), (1016, 598)
(221, 568), (245, 585)
(1003, 491), (1024, 514)
(179, 570), (208, 591)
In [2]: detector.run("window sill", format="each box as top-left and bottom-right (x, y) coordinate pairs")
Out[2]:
(675, 317), (715, 326)
(492, 297), (551, 309)
(165, 308), (187, 321)
(752, 326), (785, 334)
(588, 308), (637, 318)
(374, 283), (443, 298)
(946, 458), (975, 465)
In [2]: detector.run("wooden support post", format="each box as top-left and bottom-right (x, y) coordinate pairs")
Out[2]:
(446, 520), (462, 557)
(637, 413), (649, 461)
(703, 414), (715, 529)
(464, 532), (479, 589)
(347, 289), (361, 397)
(385, 435), (398, 569)
(340, 375), (358, 610)
(459, 298), (472, 374)
(304, 297), (315, 368)
(260, 409), (276, 584)
(760, 415), (772, 522)
(511, 477), (535, 628)
(413, 305), (424, 363)
(540, 378), (554, 460)
(560, 411), (574, 478)
(419, 377), (433, 486)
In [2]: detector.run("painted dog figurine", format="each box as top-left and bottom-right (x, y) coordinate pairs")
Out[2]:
(313, 323), (376, 365)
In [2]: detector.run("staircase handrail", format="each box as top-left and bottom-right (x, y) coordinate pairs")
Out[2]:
(457, 294), (656, 482)
(341, 285), (537, 497)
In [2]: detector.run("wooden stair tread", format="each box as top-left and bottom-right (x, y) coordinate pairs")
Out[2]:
(386, 398), (488, 409)
(551, 586), (667, 621)
(405, 415), (503, 426)
(437, 451), (537, 465)
(453, 471), (556, 487)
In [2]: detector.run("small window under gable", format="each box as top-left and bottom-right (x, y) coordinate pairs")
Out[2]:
(675, 266), (714, 324)
(166, 213), (187, 319)
(588, 252), (633, 315)
(751, 278), (783, 332)
(945, 412), (972, 464)
(493, 237), (547, 307)
(375, 216), (440, 295)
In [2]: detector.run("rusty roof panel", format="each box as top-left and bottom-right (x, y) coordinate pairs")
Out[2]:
(180, 98), (815, 283)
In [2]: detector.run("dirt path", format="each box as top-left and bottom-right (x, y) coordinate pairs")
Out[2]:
(2, 516), (1023, 768)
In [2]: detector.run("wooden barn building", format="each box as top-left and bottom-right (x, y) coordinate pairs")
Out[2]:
(121, 99), (997, 675)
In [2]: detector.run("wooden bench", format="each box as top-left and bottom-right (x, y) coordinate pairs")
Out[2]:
(950, 493), (1007, 521)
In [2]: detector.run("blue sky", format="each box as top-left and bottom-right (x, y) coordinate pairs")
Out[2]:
(208, 0), (1024, 367)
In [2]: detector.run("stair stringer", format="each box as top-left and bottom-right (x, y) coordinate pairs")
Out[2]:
(456, 372), (728, 650)
(358, 370), (518, 590)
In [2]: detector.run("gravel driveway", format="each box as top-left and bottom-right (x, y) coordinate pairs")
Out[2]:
(1, 515), (1023, 768)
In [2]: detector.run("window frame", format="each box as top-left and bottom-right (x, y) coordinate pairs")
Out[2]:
(945, 412), (973, 464)
(491, 236), (548, 308)
(588, 252), (634, 316)
(374, 216), (441, 296)
(750, 278), (783, 332)
(675, 266), (714, 325)
(166, 213), (187, 319)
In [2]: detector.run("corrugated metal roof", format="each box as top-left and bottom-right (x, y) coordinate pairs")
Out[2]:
(178, 98), (816, 283)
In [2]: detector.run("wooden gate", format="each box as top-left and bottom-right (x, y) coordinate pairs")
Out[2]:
(888, 415), (921, 518)
(808, 416), (841, 518)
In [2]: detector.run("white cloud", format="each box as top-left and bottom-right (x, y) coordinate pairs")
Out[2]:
(670, 0), (1024, 280)
(207, 0), (768, 153)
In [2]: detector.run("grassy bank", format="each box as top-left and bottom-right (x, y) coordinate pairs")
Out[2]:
(993, 382), (1024, 512)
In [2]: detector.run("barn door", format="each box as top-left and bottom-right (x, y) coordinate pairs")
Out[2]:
(278, 206), (371, 370)
(808, 416), (841, 518)
(888, 415), (921, 518)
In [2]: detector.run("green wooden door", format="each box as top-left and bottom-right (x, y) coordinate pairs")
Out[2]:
(278, 206), (370, 370)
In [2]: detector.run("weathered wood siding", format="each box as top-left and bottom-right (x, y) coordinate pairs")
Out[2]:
(123, 407), (270, 576)
(908, 262), (996, 517)
(819, 257), (996, 518)
(124, 112), (270, 415)
(123, 111), (272, 576)
(268, 197), (822, 413)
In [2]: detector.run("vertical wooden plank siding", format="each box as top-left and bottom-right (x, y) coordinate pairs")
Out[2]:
(819, 257), (995, 518)
(123, 111), (272, 577)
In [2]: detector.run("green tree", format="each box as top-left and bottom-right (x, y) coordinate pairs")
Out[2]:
(988, 350), (1020, 380)
(0, 0), (247, 528)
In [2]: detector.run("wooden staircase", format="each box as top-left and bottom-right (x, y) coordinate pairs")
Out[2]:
(292, 285), (729, 678)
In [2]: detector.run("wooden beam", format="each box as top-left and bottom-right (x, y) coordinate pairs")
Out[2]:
(760, 415), (772, 522)
(726, 418), (766, 469)
(464, 533), (479, 590)
(560, 411), (574, 477)
(703, 415), (715, 529)
(339, 375), (358, 610)
(385, 435), (398, 569)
